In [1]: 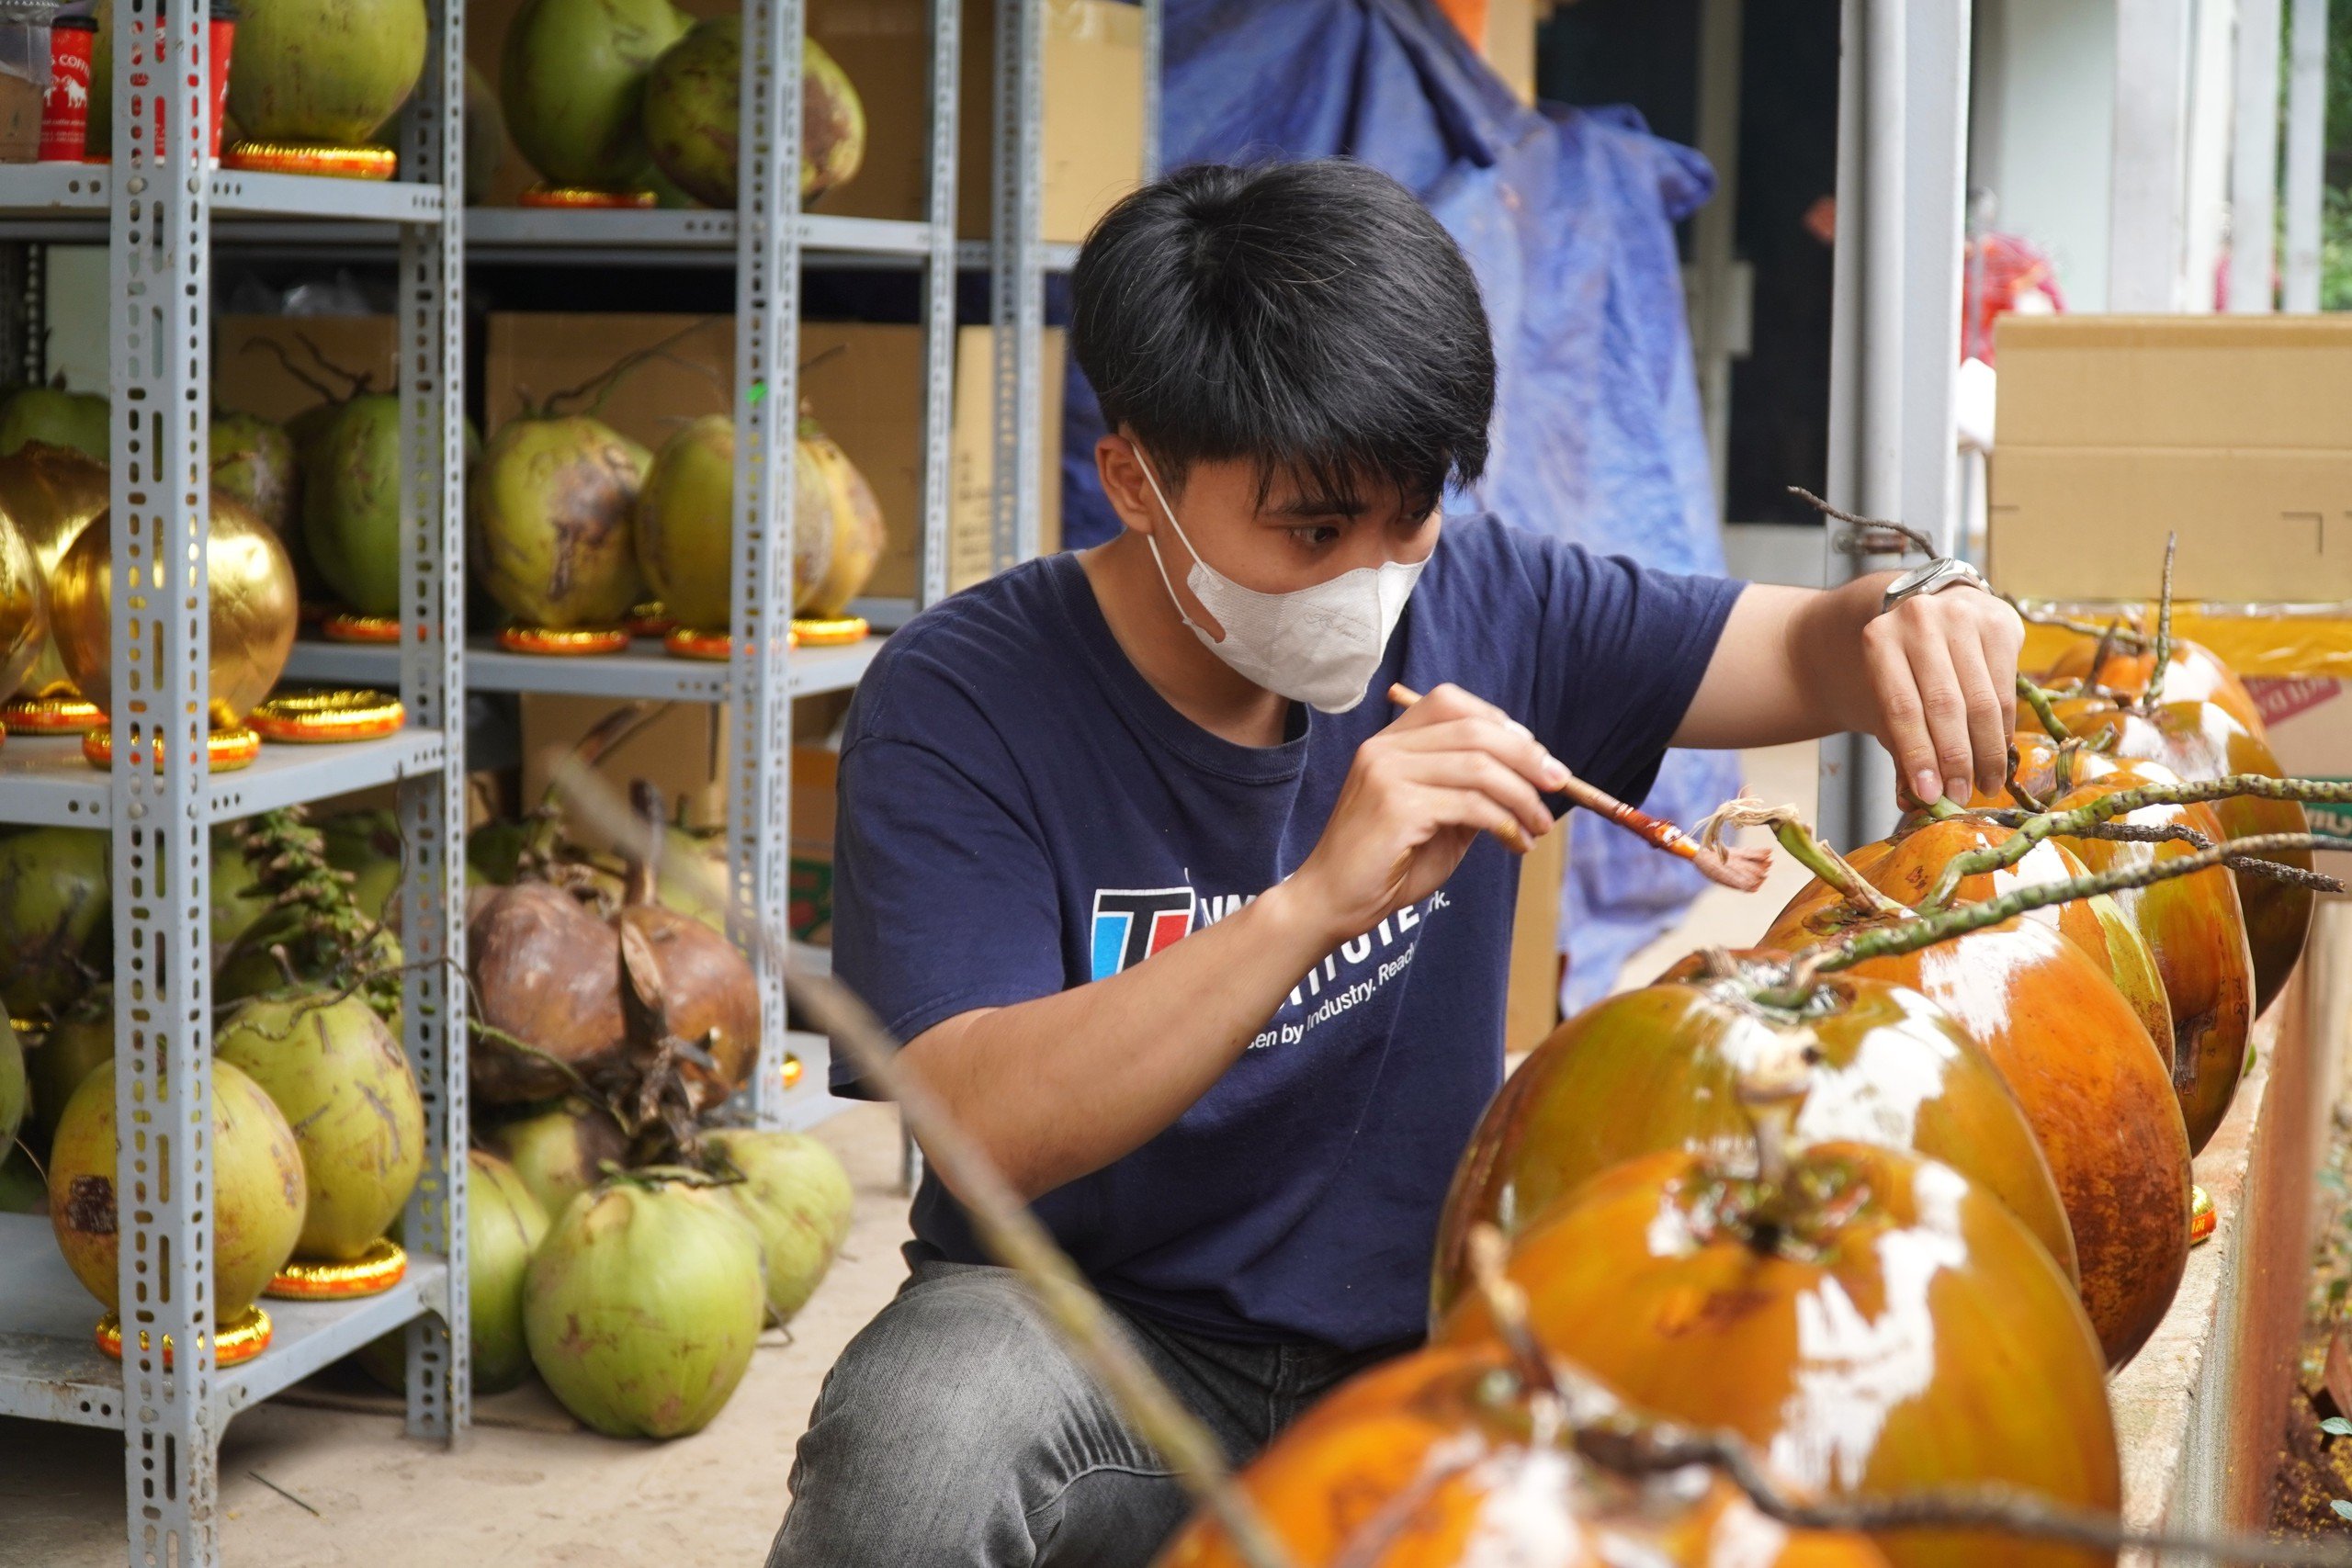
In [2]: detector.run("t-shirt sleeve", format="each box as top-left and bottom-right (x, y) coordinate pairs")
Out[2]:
(826, 730), (1065, 1100)
(1518, 535), (1746, 807)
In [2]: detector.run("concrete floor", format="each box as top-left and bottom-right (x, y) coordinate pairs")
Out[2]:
(0, 745), (1815, 1568)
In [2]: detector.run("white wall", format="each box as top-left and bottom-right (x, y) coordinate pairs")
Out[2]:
(1971, 0), (2118, 311)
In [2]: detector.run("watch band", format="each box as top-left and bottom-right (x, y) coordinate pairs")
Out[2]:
(1881, 557), (1988, 616)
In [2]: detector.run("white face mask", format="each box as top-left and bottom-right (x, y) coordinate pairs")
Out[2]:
(1131, 449), (1429, 715)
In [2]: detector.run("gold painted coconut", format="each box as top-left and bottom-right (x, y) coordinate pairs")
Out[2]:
(0, 513), (47, 701)
(0, 443), (107, 700)
(51, 493), (299, 726)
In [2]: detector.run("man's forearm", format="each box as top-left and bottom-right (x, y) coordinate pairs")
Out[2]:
(898, 877), (1344, 1203)
(1784, 571), (1902, 737)
(1676, 575), (1897, 749)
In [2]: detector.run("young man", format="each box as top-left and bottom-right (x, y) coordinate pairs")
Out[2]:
(766, 161), (2019, 1568)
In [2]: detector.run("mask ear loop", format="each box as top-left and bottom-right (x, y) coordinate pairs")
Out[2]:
(1130, 446), (1215, 639)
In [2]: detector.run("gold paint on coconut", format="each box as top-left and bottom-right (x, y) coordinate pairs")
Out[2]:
(96, 1304), (273, 1368)
(0, 513), (47, 703)
(790, 615), (869, 647)
(2190, 1183), (2215, 1246)
(82, 724), (262, 773)
(0, 443), (108, 700)
(498, 625), (630, 656)
(518, 184), (657, 209)
(322, 611), (401, 644)
(223, 140), (397, 180)
(51, 495), (298, 725)
(266, 1236), (407, 1300)
(0, 694), (101, 732)
(248, 689), (404, 743)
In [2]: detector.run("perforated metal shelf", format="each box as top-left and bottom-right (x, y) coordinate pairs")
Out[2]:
(464, 208), (933, 265)
(0, 164), (446, 233)
(278, 635), (884, 702)
(0, 1213), (447, 1429)
(0, 728), (447, 829)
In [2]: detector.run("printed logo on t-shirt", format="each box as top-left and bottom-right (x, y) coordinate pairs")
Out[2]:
(1088, 886), (1198, 980)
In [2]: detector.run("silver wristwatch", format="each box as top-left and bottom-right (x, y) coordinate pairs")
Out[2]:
(1880, 556), (1989, 615)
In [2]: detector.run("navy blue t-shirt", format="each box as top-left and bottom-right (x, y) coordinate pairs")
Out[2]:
(830, 514), (1743, 1350)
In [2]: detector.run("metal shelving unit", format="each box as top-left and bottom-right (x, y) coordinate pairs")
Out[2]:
(0, 0), (471, 1558)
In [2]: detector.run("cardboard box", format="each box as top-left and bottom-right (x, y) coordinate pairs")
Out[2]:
(472, 0), (1145, 245)
(214, 316), (401, 423)
(483, 312), (1063, 602)
(789, 744), (839, 943)
(2246, 677), (2352, 852)
(1990, 316), (2352, 604)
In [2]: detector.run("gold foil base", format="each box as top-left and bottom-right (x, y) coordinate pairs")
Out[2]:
(663, 626), (730, 661)
(250, 690), (404, 743)
(2189, 1184), (2216, 1246)
(96, 1304), (272, 1368)
(267, 1236), (407, 1300)
(223, 140), (397, 180)
(83, 724), (260, 773)
(499, 625), (631, 657)
(791, 615), (870, 647)
(1, 696), (103, 733)
(519, 184), (657, 209)
(627, 602), (675, 638)
(322, 612), (401, 645)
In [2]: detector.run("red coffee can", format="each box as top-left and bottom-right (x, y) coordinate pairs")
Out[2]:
(40, 17), (91, 163)
(111, 1), (235, 163)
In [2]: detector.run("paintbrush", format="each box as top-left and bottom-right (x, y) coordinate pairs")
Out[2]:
(1388, 683), (1773, 893)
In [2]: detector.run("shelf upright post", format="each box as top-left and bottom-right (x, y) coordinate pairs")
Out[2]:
(989, 0), (1044, 574)
(107, 0), (222, 1557)
(916, 0), (961, 612)
(735, 0), (806, 1127)
(394, 0), (470, 1441)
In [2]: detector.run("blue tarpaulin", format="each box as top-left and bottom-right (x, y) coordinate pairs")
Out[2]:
(1060, 0), (1743, 1010)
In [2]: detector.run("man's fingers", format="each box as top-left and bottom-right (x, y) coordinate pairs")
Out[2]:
(1383, 714), (1569, 794)
(1901, 630), (1978, 807)
(1411, 784), (1534, 856)
(1395, 748), (1555, 840)
(1948, 633), (2013, 797)
(1863, 620), (1940, 807)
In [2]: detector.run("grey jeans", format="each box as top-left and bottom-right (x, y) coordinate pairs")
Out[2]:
(765, 1254), (1408, 1568)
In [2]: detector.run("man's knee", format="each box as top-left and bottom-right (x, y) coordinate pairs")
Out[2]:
(769, 1265), (1133, 1567)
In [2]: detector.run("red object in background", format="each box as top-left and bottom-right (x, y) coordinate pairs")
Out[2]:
(40, 17), (90, 162)
(96, 6), (235, 164)
(1962, 231), (2065, 364)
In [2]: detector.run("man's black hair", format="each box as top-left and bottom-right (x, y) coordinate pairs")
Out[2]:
(1070, 160), (1495, 521)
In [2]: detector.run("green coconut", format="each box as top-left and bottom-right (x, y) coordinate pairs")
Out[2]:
(467, 820), (533, 887)
(214, 909), (401, 1010)
(210, 413), (300, 539)
(227, 0), (428, 146)
(0, 1015), (23, 1155)
(502, 0), (691, 192)
(702, 1128), (852, 1325)
(464, 61), (505, 205)
(300, 393), (403, 617)
(524, 1170), (765, 1438)
(0, 827), (109, 1017)
(0, 1142), (44, 1213)
(633, 414), (734, 630)
(0, 385), (107, 465)
(321, 808), (404, 925)
(470, 414), (649, 629)
(479, 1095), (630, 1222)
(214, 993), (425, 1261)
(48, 1055), (307, 1321)
(642, 22), (864, 210)
(212, 823), (270, 951)
(25, 996), (108, 1153)
(358, 1148), (550, 1394)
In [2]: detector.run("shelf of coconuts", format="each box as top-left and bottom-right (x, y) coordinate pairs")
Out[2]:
(0, 1213), (448, 1428)
(280, 631), (888, 702)
(0, 726), (447, 829)
(0, 163), (447, 242)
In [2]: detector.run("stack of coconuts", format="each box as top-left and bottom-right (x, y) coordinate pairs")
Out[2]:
(499, 0), (866, 209)
(473, 363), (886, 644)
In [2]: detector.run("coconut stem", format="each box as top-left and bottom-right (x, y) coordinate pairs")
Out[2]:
(2004, 744), (2051, 813)
(233, 808), (401, 1021)
(2016, 674), (2075, 743)
(1918, 773), (2352, 909)
(2143, 532), (2177, 710)
(1703, 800), (1906, 918)
(1785, 486), (1941, 558)
(1813, 832), (2337, 976)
